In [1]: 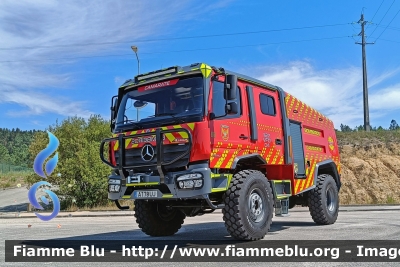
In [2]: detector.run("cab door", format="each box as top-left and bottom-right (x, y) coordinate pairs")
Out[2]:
(209, 79), (251, 169)
(251, 86), (285, 166)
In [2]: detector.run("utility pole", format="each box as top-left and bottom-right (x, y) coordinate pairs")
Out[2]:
(356, 13), (374, 132)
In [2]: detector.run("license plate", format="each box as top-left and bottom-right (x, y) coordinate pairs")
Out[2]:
(134, 191), (157, 198)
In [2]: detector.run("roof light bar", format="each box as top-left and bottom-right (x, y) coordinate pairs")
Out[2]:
(136, 68), (177, 82)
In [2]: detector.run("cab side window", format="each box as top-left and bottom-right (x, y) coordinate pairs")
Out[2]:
(212, 81), (241, 118)
(259, 93), (276, 116)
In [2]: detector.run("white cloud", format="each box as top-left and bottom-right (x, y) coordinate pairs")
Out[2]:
(369, 67), (400, 88)
(251, 61), (400, 128)
(370, 84), (400, 111)
(0, 0), (228, 118)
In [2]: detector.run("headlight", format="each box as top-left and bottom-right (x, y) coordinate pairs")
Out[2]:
(176, 173), (203, 189)
(109, 179), (121, 184)
(108, 184), (120, 193)
(176, 173), (203, 181)
(194, 179), (203, 188)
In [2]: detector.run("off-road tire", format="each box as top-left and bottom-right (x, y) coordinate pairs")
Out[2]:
(308, 174), (339, 225)
(222, 170), (274, 241)
(134, 200), (186, 236)
(288, 196), (297, 209)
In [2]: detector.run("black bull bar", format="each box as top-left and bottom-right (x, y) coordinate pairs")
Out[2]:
(100, 127), (192, 184)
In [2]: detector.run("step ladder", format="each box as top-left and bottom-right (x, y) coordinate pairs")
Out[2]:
(270, 180), (291, 217)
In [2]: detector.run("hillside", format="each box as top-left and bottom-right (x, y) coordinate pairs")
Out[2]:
(337, 131), (400, 204)
(0, 128), (39, 167)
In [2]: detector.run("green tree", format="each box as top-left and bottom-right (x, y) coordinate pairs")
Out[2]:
(0, 144), (10, 163)
(340, 124), (352, 132)
(26, 115), (112, 208)
(355, 125), (364, 131)
(389, 120), (399, 131)
(0, 127), (38, 166)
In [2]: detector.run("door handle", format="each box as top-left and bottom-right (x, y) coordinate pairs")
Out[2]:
(239, 134), (248, 140)
(275, 139), (282, 145)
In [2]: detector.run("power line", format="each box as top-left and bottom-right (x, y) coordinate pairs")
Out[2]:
(0, 36), (351, 63)
(366, 0), (385, 30)
(368, 0), (396, 39)
(374, 8), (400, 42)
(375, 24), (400, 31)
(0, 23), (349, 51)
(378, 38), (400, 43)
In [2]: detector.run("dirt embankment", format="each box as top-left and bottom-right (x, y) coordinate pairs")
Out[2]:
(338, 134), (400, 204)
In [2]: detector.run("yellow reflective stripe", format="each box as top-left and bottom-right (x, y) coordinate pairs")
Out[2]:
(295, 180), (301, 193)
(164, 133), (175, 142)
(210, 173), (232, 193)
(126, 182), (159, 186)
(211, 188), (227, 193)
(276, 196), (290, 200)
(215, 150), (229, 168)
(125, 138), (131, 148)
(187, 123), (195, 130)
(122, 195), (131, 199)
(162, 194), (173, 198)
(178, 132), (188, 139)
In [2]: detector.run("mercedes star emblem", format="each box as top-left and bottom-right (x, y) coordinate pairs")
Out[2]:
(141, 144), (155, 161)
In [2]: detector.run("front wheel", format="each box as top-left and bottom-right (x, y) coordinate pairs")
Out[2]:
(222, 170), (274, 241)
(134, 200), (186, 236)
(308, 174), (339, 224)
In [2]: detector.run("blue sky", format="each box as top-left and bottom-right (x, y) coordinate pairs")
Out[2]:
(1, 0), (400, 131)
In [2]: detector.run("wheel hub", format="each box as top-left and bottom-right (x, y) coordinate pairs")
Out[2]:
(248, 191), (264, 222)
(157, 204), (177, 221)
(326, 186), (337, 213)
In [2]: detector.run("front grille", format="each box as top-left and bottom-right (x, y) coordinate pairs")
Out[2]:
(114, 143), (190, 172)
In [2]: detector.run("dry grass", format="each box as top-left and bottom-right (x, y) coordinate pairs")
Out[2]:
(0, 171), (31, 189)
(64, 200), (133, 211)
(336, 130), (400, 146)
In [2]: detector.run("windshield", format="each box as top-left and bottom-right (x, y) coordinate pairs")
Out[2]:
(116, 76), (204, 129)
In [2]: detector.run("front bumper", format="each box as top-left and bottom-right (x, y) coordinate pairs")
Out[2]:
(108, 163), (213, 200)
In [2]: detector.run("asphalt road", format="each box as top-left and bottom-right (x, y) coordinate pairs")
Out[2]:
(0, 187), (29, 212)
(1, 205), (400, 267)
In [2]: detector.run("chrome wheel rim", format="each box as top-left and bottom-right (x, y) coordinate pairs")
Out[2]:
(326, 186), (337, 213)
(248, 190), (264, 223)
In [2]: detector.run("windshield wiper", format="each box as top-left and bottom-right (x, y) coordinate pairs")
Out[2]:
(156, 112), (178, 117)
(116, 121), (142, 130)
(156, 113), (186, 124)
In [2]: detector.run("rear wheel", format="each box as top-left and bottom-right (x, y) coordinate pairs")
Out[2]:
(288, 196), (297, 209)
(222, 170), (274, 241)
(134, 200), (186, 236)
(308, 174), (339, 224)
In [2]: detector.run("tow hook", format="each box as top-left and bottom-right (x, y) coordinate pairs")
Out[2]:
(115, 200), (130, 210)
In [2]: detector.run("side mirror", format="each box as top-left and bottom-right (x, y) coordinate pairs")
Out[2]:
(133, 100), (148, 109)
(224, 74), (237, 100)
(110, 96), (118, 130)
(225, 102), (238, 115)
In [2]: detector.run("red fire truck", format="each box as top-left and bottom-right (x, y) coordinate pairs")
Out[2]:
(100, 63), (341, 241)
